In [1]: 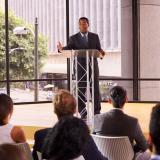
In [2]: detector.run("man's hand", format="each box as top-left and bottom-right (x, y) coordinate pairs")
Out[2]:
(99, 49), (105, 59)
(57, 41), (63, 52)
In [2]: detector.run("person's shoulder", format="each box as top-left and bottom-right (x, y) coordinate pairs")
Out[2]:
(34, 128), (51, 138)
(70, 32), (80, 39)
(94, 112), (109, 120)
(123, 113), (138, 124)
(88, 32), (99, 37)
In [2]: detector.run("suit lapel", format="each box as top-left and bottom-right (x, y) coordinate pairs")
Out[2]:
(88, 32), (91, 49)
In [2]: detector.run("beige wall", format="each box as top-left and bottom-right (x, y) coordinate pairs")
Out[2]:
(140, 0), (160, 100)
(120, 0), (133, 100)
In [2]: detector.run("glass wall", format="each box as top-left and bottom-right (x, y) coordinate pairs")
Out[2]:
(2, 0), (160, 103)
(0, 0), (6, 94)
(6, 0), (67, 102)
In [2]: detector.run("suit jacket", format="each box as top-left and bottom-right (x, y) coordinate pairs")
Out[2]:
(63, 32), (102, 51)
(32, 128), (107, 160)
(94, 109), (148, 152)
(63, 32), (102, 73)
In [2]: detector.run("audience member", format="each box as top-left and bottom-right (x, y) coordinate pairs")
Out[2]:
(43, 116), (89, 160)
(149, 104), (160, 160)
(32, 89), (107, 160)
(94, 86), (150, 159)
(0, 93), (26, 144)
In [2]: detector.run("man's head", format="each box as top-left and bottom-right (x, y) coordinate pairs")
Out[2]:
(79, 17), (89, 34)
(109, 86), (127, 109)
(149, 104), (160, 154)
(53, 90), (76, 119)
(0, 94), (13, 125)
(43, 116), (90, 160)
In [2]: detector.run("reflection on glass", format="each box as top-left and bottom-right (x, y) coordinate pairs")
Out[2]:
(0, 83), (6, 94)
(0, 10), (6, 80)
(10, 80), (67, 102)
(99, 80), (133, 101)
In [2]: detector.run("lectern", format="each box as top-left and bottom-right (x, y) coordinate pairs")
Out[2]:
(62, 49), (101, 130)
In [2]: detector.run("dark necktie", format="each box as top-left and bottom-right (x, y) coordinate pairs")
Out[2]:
(82, 33), (88, 47)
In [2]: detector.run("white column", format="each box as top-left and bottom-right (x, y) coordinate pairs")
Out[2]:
(90, 0), (97, 33)
(118, 0), (121, 50)
(110, 0), (118, 49)
(84, 0), (90, 18)
(103, 0), (110, 49)
(96, 0), (103, 47)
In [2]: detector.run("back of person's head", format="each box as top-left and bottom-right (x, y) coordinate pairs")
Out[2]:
(0, 94), (13, 125)
(53, 90), (76, 119)
(0, 143), (27, 160)
(43, 116), (90, 160)
(109, 86), (127, 108)
(149, 104), (160, 154)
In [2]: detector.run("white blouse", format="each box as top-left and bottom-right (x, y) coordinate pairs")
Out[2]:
(0, 123), (15, 144)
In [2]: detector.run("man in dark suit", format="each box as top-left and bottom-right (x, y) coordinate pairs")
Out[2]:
(57, 17), (105, 119)
(32, 90), (107, 160)
(94, 86), (150, 159)
(149, 104), (160, 160)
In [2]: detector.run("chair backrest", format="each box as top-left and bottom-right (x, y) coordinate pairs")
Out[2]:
(13, 142), (33, 160)
(91, 134), (134, 160)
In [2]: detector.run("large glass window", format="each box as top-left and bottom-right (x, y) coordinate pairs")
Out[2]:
(6, 0), (67, 102)
(2, 0), (160, 103)
(0, 2), (6, 81)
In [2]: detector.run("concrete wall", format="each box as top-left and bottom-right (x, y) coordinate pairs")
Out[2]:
(120, 0), (133, 100)
(139, 0), (160, 101)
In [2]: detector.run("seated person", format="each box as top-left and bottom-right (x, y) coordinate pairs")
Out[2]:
(43, 116), (90, 160)
(149, 104), (160, 160)
(94, 86), (149, 158)
(0, 94), (26, 144)
(0, 143), (27, 160)
(32, 89), (107, 160)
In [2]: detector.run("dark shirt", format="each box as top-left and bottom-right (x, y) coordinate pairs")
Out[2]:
(32, 128), (107, 160)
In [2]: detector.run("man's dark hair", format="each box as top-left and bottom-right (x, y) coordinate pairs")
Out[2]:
(0, 94), (13, 125)
(149, 104), (160, 154)
(79, 17), (89, 25)
(109, 86), (127, 108)
(43, 116), (90, 160)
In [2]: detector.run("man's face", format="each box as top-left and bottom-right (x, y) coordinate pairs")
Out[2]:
(79, 20), (89, 33)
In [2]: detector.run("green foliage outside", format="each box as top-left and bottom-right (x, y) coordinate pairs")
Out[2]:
(0, 10), (48, 81)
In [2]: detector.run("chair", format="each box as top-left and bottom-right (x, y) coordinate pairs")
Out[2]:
(91, 134), (134, 160)
(13, 142), (33, 160)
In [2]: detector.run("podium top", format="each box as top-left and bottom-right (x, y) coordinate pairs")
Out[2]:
(61, 49), (101, 58)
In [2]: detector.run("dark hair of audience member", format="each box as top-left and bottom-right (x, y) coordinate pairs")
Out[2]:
(79, 17), (89, 25)
(43, 116), (90, 160)
(53, 90), (76, 119)
(109, 86), (127, 108)
(0, 143), (27, 160)
(0, 94), (13, 125)
(149, 103), (160, 154)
